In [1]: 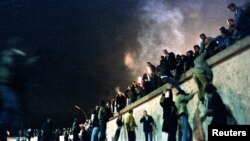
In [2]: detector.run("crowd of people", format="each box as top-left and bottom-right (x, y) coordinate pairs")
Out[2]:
(1, 2), (249, 141)
(107, 2), (250, 116)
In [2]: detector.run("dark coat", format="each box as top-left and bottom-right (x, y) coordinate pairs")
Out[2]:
(140, 115), (154, 133)
(160, 90), (178, 133)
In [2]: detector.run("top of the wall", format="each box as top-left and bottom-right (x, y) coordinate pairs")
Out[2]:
(111, 36), (250, 119)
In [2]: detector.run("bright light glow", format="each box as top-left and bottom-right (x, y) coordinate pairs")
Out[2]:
(124, 52), (137, 70)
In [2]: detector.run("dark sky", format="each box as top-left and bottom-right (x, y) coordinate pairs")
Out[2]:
(0, 0), (248, 128)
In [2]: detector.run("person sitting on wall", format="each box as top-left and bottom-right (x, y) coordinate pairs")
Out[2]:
(227, 3), (250, 39)
(213, 26), (235, 52)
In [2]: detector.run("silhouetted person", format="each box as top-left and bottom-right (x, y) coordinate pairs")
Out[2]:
(98, 100), (107, 141)
(204, 83), (227, 125)
(72, 117), (80, 141)
(64, 129), (69, 141)
(90, 106), (100, 141)
(114, 114), (123, 141)
(115, 87), (126, 112)
(26, 128), (33, 141)
(42, 118), (53, 141)
(54, 128), (60, 141)
(160, 88), (178, 141)
(37, 129), (42, 141)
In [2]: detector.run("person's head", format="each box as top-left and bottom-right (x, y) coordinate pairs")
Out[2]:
(193, 45), (200, 52)
(132, 81), (137, 85)
(219, 26), (228, 36)
(227, 3), (237, 12)
(160, 55), (164, 60)
(205, 83), (217, 94)
(186, 50), (193, 57)
(143, 110), (148, 116)
(199, 33), (206, 41)
(227, 18), (235, 26)
(181, 55), (186, 60)
(176, 54), (181, 60)
(163, 49), (168, 56)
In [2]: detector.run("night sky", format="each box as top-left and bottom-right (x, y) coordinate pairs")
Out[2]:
(0, 0), (248, 128)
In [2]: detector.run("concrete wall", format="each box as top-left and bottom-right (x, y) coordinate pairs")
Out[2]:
(106, 36), (250, 141)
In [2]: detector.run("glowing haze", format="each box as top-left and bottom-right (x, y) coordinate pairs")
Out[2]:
(124, 0), (247, 78)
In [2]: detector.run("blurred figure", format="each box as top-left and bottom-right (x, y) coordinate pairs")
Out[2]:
(185, 50), (194, 71)
(204, 83), (227, 125)
(114, 114), (123, 141)
(212, 27), (232, 52)
(199, 33), (218, 58)
(174, 90), (195, 141)
(140, 110), (155, 141)
(0, 37), (38, 140)
(72, 117), (80, 141)
(227, 3), (250, 39)
(90, 106), (100, 141)
(64, 128), (70, 141)
(98, 100), (107, 141)
(42, 118), (53, 141)
(26, 128), (33, 141)
(193, 45), (201, 59)
(105, 100), (113, 120)
(159, 50), (186, 94)
(227, 18), (240, 40)
(160, 88), (178, 141)
(115, 87), (126, 112)
(192, 41), (213, 103)
(125, 110), (137, 141)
